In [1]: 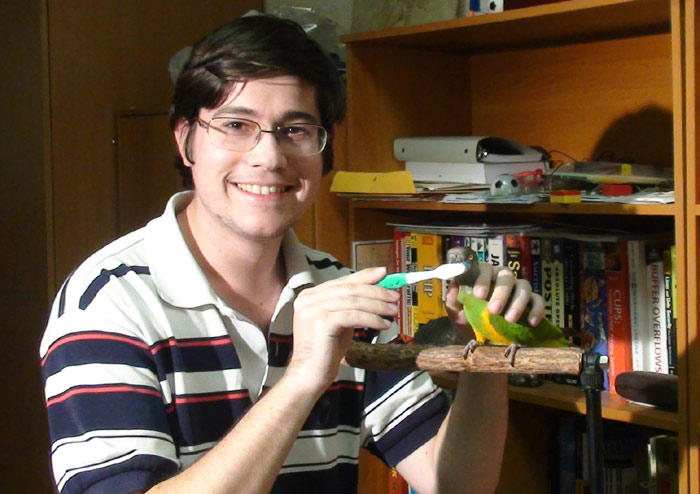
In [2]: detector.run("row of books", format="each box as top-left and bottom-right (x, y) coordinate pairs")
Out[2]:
(555, 416), (678, 494)
(386, 222), (677, 393)
(389, 418), (677, 494)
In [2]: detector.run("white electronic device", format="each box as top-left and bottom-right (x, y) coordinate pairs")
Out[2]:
(393, 136), (543, 164)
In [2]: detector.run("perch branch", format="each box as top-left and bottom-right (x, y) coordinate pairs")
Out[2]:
(344, 341), (583, 374)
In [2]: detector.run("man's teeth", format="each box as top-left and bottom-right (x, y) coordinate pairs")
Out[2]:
(237, 184), (286, 194)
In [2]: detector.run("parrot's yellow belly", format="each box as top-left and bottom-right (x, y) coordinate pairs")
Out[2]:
(478, 309), (511, 346)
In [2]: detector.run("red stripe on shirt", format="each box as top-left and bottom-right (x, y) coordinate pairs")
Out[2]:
(46, 384), (162, 407)
(173, 391), (249, 405)
(150, 336), (232, 355)
(328, 382), (364, 392)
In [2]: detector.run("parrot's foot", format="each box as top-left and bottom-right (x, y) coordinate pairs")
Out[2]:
(504, 343), (524, 367)
(462, 339), (482, 359)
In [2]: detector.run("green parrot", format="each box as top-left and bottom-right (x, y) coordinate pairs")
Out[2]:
(446, 246), (572, 364)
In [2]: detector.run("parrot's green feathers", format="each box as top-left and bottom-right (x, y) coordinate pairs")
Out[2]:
(457, 287), (571, 348)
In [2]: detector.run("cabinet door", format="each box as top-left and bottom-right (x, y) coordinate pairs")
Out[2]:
(48, 0), (261, 286)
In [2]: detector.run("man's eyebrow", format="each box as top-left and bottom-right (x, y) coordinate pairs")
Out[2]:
(212, 107), (319, 124)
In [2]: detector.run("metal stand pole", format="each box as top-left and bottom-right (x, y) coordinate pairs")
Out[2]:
(580, 353), (606, 494)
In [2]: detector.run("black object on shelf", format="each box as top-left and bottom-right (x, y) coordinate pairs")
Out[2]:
(580, 352), (606, 494)
(615, 370), (678, 412)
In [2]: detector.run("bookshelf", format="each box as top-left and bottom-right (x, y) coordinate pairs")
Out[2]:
(335, 0), (692, 492)
(685, 1), (700, 493)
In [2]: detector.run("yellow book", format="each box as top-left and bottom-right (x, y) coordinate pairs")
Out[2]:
(415, 233), (446, 328)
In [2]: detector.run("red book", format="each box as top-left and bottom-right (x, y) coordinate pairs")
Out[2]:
(604, 241), (632, 395)
(392, 229), (406, 336)
(388, 467), (408, 494)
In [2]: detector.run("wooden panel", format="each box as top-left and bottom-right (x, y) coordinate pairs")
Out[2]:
(116, 114), (182, 233)
(314, 121), (350, 265)
(346, 44), (472, 173)
(49, 0), (262, 287)
(686, 2), (700, 491)
(471, 33), (674, 168)
(0, 1), (55, 492)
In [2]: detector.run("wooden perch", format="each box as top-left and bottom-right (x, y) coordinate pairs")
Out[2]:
(344, 341), (584, 375)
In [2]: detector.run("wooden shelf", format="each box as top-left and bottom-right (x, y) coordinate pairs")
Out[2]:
(430, 375), (678, 431)
(341, 0), (669, 52)
(349, 198), (678, 216)
(508, 381), (678, 431)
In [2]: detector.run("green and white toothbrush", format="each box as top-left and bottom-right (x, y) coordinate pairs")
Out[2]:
(377, 262), (471, 290)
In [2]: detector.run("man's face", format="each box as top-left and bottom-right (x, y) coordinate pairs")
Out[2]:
(176, 75), (323, 242)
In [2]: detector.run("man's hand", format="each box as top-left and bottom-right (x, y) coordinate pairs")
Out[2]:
(287, 267), (400, 393)
(445, 262), (546, 341)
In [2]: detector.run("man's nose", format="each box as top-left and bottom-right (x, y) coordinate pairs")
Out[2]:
(248, 130), (287, 169)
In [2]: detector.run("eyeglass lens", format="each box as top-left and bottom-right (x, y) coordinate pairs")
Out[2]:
(206, 117), (327, 156)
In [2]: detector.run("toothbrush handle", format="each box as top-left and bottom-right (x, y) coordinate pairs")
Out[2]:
(377, 273), (408, 290)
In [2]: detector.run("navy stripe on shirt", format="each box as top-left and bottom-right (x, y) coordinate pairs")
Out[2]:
(306, 256), (344, 271)
(79, 264), (151, 310)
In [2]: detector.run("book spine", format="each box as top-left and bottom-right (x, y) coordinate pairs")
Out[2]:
(580, 241), (609, 390)
(628, 240), (649, 371)
(541, 238), (554, 322)
(531, 237), (542, 296)
(409, 232), (419, 338)
(562, 238), (581, 343)
(646, 244), (669, 374)
(471, 236), (488, 263)
(393, 230), (406, 336)
(487, 235), (506, 267)
(520, 234), (533, 283)
(663, 248), (677, 375)
(387, 467), (408, 494)
(505, 233), (530, 279)
(604, 241), (632, 395)
(415, 233), (445, 328)
(550, 237), (565, 329)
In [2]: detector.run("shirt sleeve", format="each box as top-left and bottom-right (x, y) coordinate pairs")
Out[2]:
(41, 307), (179, 493)
(359, 326), (450, 467)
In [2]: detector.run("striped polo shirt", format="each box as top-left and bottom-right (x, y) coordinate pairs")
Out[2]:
(40, 192), (448, 494)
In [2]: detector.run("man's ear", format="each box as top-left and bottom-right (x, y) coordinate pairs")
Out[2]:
(173, 119), (193, 167)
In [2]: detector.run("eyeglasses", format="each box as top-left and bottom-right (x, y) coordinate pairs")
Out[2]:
(196, 117), (328, 156)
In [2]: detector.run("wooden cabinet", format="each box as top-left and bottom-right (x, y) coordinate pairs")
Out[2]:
(336, 0), (692, 491)
(2, 2), (263, 492)
(685, 1), (700, 492)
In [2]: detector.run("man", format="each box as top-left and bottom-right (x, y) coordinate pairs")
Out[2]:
(41, 14), (544, 494)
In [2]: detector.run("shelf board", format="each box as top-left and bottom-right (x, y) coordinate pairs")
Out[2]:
(349, 198), (677, 216)
(508, 381), (677, 431)
(341, 0), (670, 53)
(431, 374), (677, 430)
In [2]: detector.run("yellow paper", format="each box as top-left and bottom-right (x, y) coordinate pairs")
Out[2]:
(330, 171), (416, 194)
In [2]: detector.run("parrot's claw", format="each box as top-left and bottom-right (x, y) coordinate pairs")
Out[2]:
(504, 343), (524, 367)
(462, 339), (482, 359)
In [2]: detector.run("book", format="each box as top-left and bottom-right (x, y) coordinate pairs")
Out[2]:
(505, 232), (531, 280)
(562, 238), (581, 343)
(664, 248), (677, 375)
(408, 232), (419, 337)
(387, 466), (408, 494)
(415, 232), (446, 328)
(646, 244), (669, 374)
(628, 240), (649, 372)
(470, 236), (488, 263)
(604, 241), (632, 395)
(405, 160), (546, 185)
(393, 230), (408, 336)
(541, 237), (565, 328)
(579, 241), (609, 390)
(647, 435), (679, 494)
(487, 234), (506, 267)
(530, 237), (543, 296)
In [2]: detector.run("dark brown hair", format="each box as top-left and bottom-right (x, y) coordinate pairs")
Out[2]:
(170, 14), (346, 188)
